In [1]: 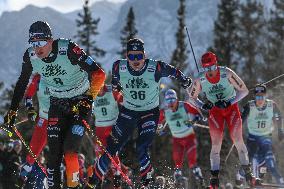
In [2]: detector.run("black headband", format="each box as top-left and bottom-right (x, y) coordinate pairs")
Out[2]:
(127, 38), (144, 52)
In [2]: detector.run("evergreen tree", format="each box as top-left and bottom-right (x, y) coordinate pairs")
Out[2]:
(235, 0), (266, 87)
(170, 0), (188, 98)
(75, 0), (105, 59)
(263, 0), (284, 83)
(118, 7), (138, 58)
(212, 0), (240, 69)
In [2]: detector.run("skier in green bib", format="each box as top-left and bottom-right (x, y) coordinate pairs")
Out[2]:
(3, 21), (106, 189)
(241, 84), (284, 185)
(88, 38), (192, 188)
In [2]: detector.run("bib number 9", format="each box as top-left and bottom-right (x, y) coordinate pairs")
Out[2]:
(130, 91), (146, 100)
(101, 107), (107, 116)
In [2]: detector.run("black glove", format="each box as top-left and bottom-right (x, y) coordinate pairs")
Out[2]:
(112, 82), (122, 92)
(72, 99), (92, 117)
(181, 77), (192, 89)
(201, 101), (214, 111)
(214, 100), (231, 109)
(279, 130), (284, 141)
(4, 110), (17, 128)
(27, 107), (37, 122)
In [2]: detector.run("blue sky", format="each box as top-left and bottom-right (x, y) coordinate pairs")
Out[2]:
(0, 0), (126, 15)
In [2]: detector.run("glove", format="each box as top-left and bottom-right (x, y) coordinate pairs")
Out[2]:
(27, 107), (37, 122)
(181, 77), (192, 89)
(201, 101), (213, 111)
(214, 100), (231, 109)
(20, 162), (33, 178)
(4, 110), (17, 128)
(72, 99), (92, 117)
(279, 130), (284, 141)
(156, 123), (166, 135)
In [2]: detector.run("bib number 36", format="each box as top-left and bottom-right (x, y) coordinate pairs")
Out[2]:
(130, 91), (145, 100)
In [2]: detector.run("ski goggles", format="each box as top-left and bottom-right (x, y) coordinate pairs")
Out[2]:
(255, 95), (265, 100)
(165, 98), (177, 105)
(203, 64), (217, 72)
(29, 40), (48, 48)
(127, 53), (144, 61)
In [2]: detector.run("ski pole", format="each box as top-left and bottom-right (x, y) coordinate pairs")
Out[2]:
(185, 26), (199, 73)
(249, 73), (284, 91)
(0, 118), (29, 137)
(81, 119), (133, 187)
(224, 144), (235, 164)
(12, 126), (47, 176)
(194, 123), (209, 129)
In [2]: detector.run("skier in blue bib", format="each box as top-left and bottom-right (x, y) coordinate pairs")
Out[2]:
(241, 84), (284, 185)
(3, 21), (106, 189)
(88, 38), (192, 188)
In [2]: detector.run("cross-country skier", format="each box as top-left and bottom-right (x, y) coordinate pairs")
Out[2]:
(19, 74), (49, 189)
(88, 38), (192, 188)
(157, 89), (204, 187)
(3, 21), (105, 189)
(242, 84), (284, 184)
(92, 84), (125, 188)
(188, 52), (255, 188)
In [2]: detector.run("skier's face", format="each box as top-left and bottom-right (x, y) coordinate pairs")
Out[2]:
(167, 99), (178, 111)
(127, 50), (145, 71)
(255, 93), (266, 107)
(31, 39), (53, 59)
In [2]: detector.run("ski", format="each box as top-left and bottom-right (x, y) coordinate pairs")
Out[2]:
(244, 183), (284, 188)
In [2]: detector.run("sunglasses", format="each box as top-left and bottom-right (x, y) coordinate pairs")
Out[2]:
(29, 40), (48, 48)
(127, 53), (144, 61)
(255, 95), (265, 100)
(203, 65), (217, 72)
(165, 98), (177, 105)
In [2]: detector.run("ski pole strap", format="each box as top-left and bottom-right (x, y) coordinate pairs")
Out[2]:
(12, 127), (47, 176)
(81, 119), (133, 187)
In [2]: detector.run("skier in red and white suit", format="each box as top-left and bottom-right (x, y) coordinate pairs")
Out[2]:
(188, 52), (255, 188)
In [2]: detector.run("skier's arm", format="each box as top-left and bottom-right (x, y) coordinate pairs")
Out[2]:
(9, 50), (33, 111)
(227, 68), (249, 104)
(155, 61), (192, 88)
(157, 109), (167, 133)
(67, 41), (106, 99)
(24, 74), (41, 108)
(272, 101), (284, 140)
(111, 60), (122, 91)
(187, 79), (205, 109)
(113, 90), (123, 105)
(241, 103), (250, 121)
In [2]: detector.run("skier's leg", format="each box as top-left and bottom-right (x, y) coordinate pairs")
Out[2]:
(260, 137), (284, 184)
(208, 107), (225, 188)
(246, 135), (258, 162)
(172, 137), (185, 182)
(94, 126), (112, 158)
(226, 104), (249, 167)
(92, 108), (136, 181)
(136, 107), (159, 186)
(47, 101), (65, 189)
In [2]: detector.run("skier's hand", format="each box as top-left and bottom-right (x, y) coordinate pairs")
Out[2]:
(72, 99), (92, 117)
(156, 123), (166, 135)
(214, 100), (231, 109)
(27, 107), (37, 122)
(4, 110), (17, 128)
(201, 101), (213, 111)
(181, 77), (192, 89)
(113, 82), (122, 92)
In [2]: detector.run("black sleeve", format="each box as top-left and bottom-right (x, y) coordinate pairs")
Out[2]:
(154, 60), (188, 82)
(241, 103), (250, 121)
(67, 40), (101, 74)
(10, 50), (33, 111)
(111, 60), (121, 91)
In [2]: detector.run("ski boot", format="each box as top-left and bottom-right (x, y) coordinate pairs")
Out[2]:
(113, 173), (122, 189)
(208, 170), (219, 189)
(192, 166), (205, 187)
(85, 174), (102, 189)
(173, 168), (184, 187)
(141, 168), (155, 189)
(242, 164), (261, 187)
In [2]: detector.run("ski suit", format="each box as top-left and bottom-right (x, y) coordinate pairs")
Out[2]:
(9, 38), (105, 188)
(242, 99), (284, 183)
(159, 101), (199, 169)
(93, 59), (190, 184)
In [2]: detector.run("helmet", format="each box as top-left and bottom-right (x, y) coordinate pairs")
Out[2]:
(254, 84), (266, 94)
(165, 89), (178, 104)
(29, 21), (52, 42)
(201, 52), (217, 67)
